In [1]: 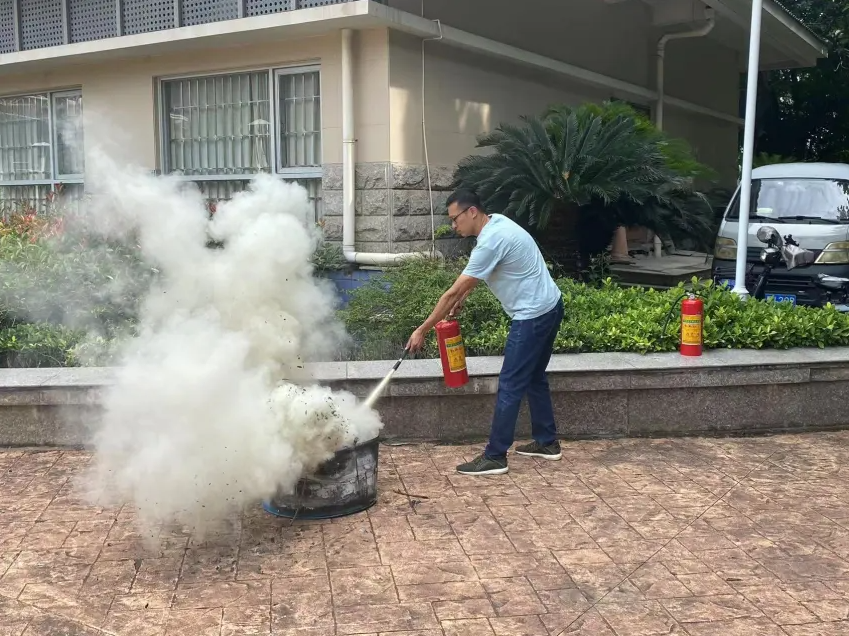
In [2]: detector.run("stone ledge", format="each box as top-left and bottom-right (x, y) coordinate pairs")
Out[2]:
(2, 347), (849, 445)
(2, 347), (849, 391)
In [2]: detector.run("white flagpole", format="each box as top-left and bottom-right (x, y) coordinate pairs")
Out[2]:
(732, 0), (764, 298)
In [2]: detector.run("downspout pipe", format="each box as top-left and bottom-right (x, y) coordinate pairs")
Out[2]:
(656, 9), (715, 131)
(340, 28), (441, 267)
(653, 10), (715, 258)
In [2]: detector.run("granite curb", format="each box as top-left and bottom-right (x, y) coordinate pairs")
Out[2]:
(2, 348), (848, 446)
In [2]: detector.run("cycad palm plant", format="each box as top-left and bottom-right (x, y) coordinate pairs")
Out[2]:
(451, 101), (716, 274)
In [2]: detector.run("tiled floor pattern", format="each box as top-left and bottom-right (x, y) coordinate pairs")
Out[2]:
(2, 432), (849, 635)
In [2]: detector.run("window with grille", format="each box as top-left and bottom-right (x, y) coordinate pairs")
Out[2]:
(53, 92), (86, 178)
(276, 69), (321, 170)
(160, 66), (323, 220)
(162, 71), (272, 176)
(0, 95), (50, 182)
(160, 66), (321, 178)
(0, 89), (85, 197)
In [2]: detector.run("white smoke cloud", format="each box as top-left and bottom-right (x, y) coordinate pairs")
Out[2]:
(75, 150), (383, 537)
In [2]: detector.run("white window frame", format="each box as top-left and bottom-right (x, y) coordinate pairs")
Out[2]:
(273, 65), (322, 177)
(51, 89), (86, 181)
(0, 87), (84, 189)
(156, 64), (323, 182)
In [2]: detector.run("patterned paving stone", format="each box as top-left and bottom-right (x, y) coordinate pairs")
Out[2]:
(2, 432), (849, 634)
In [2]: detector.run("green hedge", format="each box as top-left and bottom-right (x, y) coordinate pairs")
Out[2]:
(0, 214), (349, 368)
(340, 258), (849, 359)
(0, 231), (148, 334)
(4, 256), (849, 368)
(0, 323), (86, 368)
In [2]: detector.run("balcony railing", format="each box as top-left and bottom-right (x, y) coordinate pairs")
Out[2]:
(0, 0), (373, 55)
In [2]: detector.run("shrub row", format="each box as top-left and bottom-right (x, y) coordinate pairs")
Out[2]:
(4, 254), (849, 368)
(0, 323), (85, 368)
(340, 258), (849, 359)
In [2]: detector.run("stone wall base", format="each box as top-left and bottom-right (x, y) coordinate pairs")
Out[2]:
(321, 162), (460, 253)
(3, 349), (849, 447)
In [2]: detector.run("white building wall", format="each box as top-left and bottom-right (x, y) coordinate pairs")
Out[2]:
(0, 28), (391, 171)
(387, 0), (741, 187)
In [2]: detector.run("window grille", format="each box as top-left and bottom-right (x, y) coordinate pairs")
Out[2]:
(161, 66), (321, 177)
(182, 0), (240, 27)
(122, 0), (175, 35)
(0, 0), (15, 54)
(53, 92), (86, 178)
(193, 176), (323, 222)
(0, 182), (85, 216)
(3, 0), (381, 53)
(300, 0), (353, 6)
(277, 69), (321, 169)
(0, 94), (52, 181)
(162, 71), (272, 176)
(245, 0), (295, 16)
(160, 66), (323, 222)
(69, 0), (119, 43)
(19, 0), (64, 50)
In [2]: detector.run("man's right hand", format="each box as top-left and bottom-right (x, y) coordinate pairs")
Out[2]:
(406, 328), (426, 352)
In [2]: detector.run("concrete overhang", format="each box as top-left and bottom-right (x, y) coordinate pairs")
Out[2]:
(0, 1), (387, 76)
(0, 0), (827, 76)
(605, 0), (827, 69)
(0, 0), (784, 125)
(703, 0), (828, 69)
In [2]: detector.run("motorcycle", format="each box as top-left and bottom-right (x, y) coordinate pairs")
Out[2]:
(752, 226), (849, 312)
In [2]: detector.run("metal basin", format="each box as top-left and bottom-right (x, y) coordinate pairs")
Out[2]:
(263, 437), (379, 520)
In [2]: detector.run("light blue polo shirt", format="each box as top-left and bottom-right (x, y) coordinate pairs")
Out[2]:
(462, 214), (562, 320)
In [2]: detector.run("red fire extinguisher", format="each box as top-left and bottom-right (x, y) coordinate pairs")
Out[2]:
(435, 318), (470, 388)
(680, 293), (703, 357)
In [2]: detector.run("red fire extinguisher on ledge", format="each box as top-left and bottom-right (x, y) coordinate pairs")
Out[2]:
(680, 293), (704, 357)
(435, 318), (470, 387)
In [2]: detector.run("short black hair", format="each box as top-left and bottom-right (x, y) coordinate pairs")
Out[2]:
(446, 188), (483, 211)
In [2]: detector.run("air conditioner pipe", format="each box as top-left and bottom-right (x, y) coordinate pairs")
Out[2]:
(340, 28), (441, 266)
(652, 9), (716, 258)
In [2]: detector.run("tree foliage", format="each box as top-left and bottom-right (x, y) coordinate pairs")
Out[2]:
(757, 0), (849, 161)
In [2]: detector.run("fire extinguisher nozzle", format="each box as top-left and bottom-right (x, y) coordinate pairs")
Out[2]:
(392, 348), (409, 371)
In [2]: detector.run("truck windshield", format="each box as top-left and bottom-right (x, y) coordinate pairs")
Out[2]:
(726, 178), (849, 224)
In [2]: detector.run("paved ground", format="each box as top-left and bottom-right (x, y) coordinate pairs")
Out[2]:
(2, 433), (849, 636)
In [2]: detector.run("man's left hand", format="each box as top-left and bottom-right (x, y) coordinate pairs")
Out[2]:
(406, 328), (426, 352)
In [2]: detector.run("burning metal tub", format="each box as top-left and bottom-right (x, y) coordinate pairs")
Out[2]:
(263, 437), (379, 520)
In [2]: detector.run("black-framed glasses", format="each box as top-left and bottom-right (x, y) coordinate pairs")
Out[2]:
(448, 205), (473, 225)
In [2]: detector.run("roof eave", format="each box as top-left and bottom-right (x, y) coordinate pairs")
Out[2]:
(704, 0), (828, 68)
(0, 0), (381, 75)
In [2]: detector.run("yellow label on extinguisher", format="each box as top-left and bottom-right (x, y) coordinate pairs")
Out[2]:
(681, 315), (702, 346)
(444, 335), (467, 372)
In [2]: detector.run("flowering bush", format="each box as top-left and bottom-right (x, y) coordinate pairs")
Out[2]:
(0, 208), (348, 367)
(0, 205), (152, 367)
(0, 210), (65, 242)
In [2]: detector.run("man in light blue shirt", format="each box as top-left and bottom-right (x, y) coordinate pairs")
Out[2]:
(406, 189), (564, 476)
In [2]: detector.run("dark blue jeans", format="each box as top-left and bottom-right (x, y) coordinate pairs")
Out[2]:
(485, 298), (564, 460)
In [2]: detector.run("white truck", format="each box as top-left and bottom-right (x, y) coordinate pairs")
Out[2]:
(711, 162), (849, 307)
